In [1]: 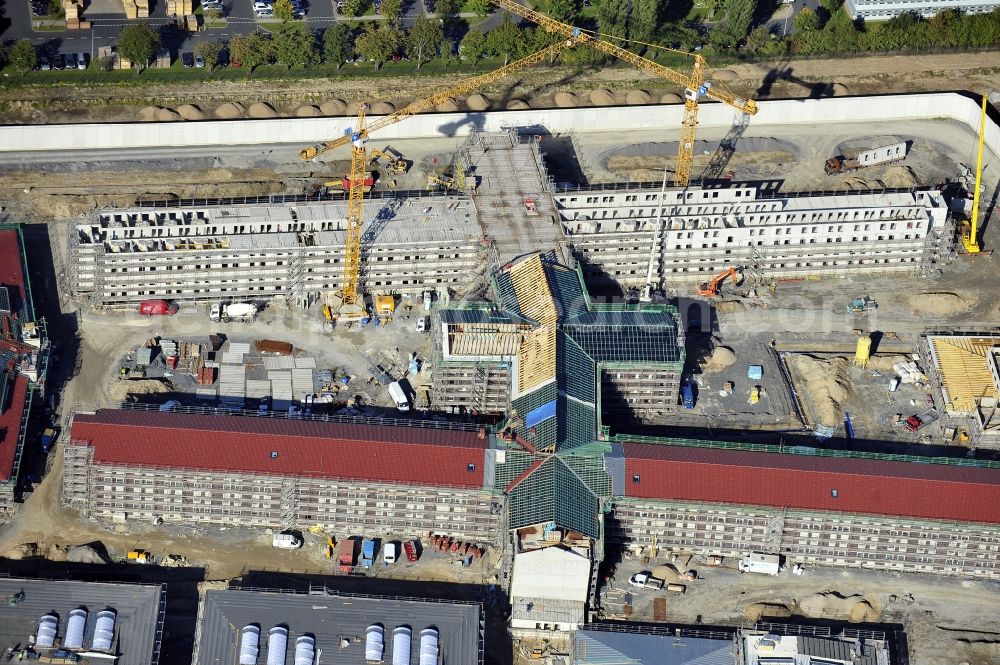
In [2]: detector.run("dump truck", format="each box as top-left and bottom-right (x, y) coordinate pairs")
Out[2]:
(361, 538), (376, 569)
(139, 300), (178, 316)
(739, 552), (780, 575)
(338, 538), (356, 572)
(825, 141), (908, 175)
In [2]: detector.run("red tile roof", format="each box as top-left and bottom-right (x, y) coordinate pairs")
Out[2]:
(0, 229), (26, 303)
(623, 443), (1000, 524)
(0, 373), (29, 482)
(70, 410), (489, 488)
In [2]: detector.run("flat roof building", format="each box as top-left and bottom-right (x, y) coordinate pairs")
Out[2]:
(194, 587), (482, 665)
(844, 0), (999, 20)
(510, 546), (592, 632)
(0, 576), (165, 665)
(575, 624), (736, 665)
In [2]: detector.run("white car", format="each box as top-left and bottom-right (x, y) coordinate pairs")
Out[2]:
(255, 7), (274, 16)
(416, 316), (428, 333)
(209, 303), (222, 321)
(383, 542), (398, 565)
(253, 1), (271, 8)
(628, 572), (664, 589)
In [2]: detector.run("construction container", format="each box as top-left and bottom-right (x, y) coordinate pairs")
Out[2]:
(255, 339), (294, 355)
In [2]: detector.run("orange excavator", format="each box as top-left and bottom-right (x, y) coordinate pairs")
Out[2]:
(697, 267), (743, 298)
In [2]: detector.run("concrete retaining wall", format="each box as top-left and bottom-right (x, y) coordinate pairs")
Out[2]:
(0, 92), (996, 159)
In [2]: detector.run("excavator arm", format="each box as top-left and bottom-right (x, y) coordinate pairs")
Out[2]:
(299, 39), (573, 161)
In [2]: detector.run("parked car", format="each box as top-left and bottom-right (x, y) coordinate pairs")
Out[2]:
(194, 54), (205, 67)
(403, 540), (419, 562)
(39, 56), (51, 71)
(76, 52), (88, 69)
(52, 53), (66, 70)
(416, 316), (428, 333)
(252, 1), (272, 9)
(383, 542), (398, 565)
(255, 8), (274, 16)
(628, 572), (665, 590)
(181, 52), (194, 67)
(201, 0), (223, 8)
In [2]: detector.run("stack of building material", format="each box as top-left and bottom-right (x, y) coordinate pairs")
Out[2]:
(63, 0), (83, 28)
(165, 0), (192, 15)
(246, 380), (272, 400)
(291, 368), (314, 402)
(893, 360), (926, 384)
(196, 364), (216, 385)
(122, 0), (149, 17)
(185, 13), (198, 31)
(219, 363), (246, 407)
(269, 371), (293, 411)
(262, 356), (296, 371)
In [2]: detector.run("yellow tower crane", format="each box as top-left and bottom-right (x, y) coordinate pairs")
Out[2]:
(961, 94), (987, 255)
(486, 0), (758, 187)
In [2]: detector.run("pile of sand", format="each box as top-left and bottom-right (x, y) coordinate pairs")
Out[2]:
(176, 104), (205, 120)
(67, 543), (110, 564)
(590, 88), (616, 106)
(155, 108), (182, 122)
(4, 542), (41, 559)
(320, 99), (348, 115)
(436, 97), (460, 112)
(466, 93), (490, 110)
(506, 99), (530, 110)
(107, 378), (171, 403)
(215, 102), (245, 119)
(295, 104), (322, 117)
(713, 69), (738, 82)
(660, 93), (683, 104)
(832, 83), (850, 96)
(787, 354), (853, 427)
(702, 345), (736, 373)
(909, 291), (972, 316)
(138, 105), (162, 121)
(798, 592), (878, 622)
(370, 101), (396, 114)
(865, 354), (909, 373)
(554, 92), (579, 108)
(651, 563), (682, 583)
(880, 165), (919, 188)
(247, 102), (277, 118)
(625, 89), (652, 105)
(744, 602), (793, 622)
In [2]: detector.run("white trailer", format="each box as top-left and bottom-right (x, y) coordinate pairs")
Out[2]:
(825, 141), (909, 175)
(739, 552), (780, 575)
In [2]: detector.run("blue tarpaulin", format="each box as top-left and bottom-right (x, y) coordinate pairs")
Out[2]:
(525, 400), (557, 428)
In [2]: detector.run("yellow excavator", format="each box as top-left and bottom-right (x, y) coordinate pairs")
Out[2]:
(370, 146), (410, 174)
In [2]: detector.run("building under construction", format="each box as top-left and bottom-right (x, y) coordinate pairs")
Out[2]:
(923, 332), (1000, 447)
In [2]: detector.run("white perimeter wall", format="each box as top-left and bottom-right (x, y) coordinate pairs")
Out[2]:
(0, 92), (996, 159)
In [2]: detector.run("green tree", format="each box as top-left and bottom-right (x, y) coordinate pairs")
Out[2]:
(204, 6), (223, 25)
(631, 0), (662, 45)
(486, 15), (528, 64)
(195, 40), (223, 69)
(744, 23), (771, 51)
(468, 0), (491, 16)
(547, 0), (580, 22)
(229, 33), (274, 71)
(792, 6), (820, 32)
(117, 23), (161, 71)
(709, 0), (756, 48)
(407, 15), (444, 67)
(274, 23), (319, 66)
(819, 0), (842, 15)
(354, 23), (398, 69)
(343, 0), (366, 17)
(274, 0), (295, 21)
(459, 28), (488, 61)
(594, 0), (629, 40)
(7, 40), (37, 73)
(380, 0), (404, 22)
(324, 23), (355, 67)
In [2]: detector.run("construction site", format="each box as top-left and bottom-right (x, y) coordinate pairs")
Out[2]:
(1, 1), (1000, 662)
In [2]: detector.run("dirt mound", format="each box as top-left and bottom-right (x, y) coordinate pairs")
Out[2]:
(909, 291), (972, 316)
(466, 93), (490, 110)
(138, 105), (162, 121)
(436, 97), (460, 112)
(798, 592), (878, 622)
(554, 92), (579, 108)
(660, 93), (683, 104)
(67, 543), (110, 564)
(505, 99), (531, 110)
(247, 102), (277, 118)
(714, 69), (739, 82)
(866, 354), (910, 373)
(625, 89), (652, 105)
(702, 345), (736, 372)
(370, 101), (396, 114)
(215, 102), (245, 119)
(107, 379), (171, 403)
(832, 83), (850, 96)
(155, 108), (182, 122)
(320, 99), (348, 115)
(590, 88), (617, 106)
(787, 354), (853, 427)
(47, 544), (69, 561)
(651, 563), (682, 582)
(4, 542), (41, 559)
(880, 165), (919, 188)
(295, 104), (321, 117)
(744, 602), (793, 622)
(176, 104), (205, 120)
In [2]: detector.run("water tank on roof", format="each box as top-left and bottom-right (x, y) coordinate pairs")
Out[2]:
(419, 628), (439, 665)
(365, 625), (385, 663)
(36, 614), (59, 648)
(267, 627), (288, 665)
(64, 608), (88, 650)
(391, 627), (411, 665)
(239, 625), (261, 665)
(91, 610), (117, 651)
(294, 635), (315, 665)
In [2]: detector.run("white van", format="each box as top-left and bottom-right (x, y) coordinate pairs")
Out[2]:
(383, 542), (398, 564)
(387, 381), (410, 412)
(416, 316), (429, 333)
(272, 533), (303, 549)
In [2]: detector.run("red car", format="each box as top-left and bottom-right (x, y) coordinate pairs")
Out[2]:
(403, 540), (419, 562)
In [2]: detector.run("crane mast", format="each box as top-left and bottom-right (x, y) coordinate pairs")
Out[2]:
(962, 94), (986, 255)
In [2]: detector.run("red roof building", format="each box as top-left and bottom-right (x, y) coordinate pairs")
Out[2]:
(0, 373), (29, 483)
(0, 229), (26, 304)
(623, 442), (1000, 524)
(70, 410), (489, 488)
